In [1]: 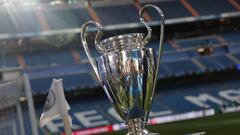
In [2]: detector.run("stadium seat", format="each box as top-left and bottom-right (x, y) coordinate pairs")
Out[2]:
(176, 36), (220, 49)
(161, 51), (190, 63)
(221, 32), (240, 43)
(228, 43), (240, 53)
(43, 9), (80, 30)
(159, 64), (172, 78)
(29, 72), (98, 94)
(0, 54), (19, 69)
(212, 55), (236, 69)
(187, 0), (236, 15)
(93, 4), (139, 25)
(21, 11), (41, 32)
(232, 53), (240, 61)
(25, 64), (97, 94)
(147, 41), (175, 52)
(24, 64), (91, 79)
(141, 1), (192, 19)
(72, 8), (92, 25)
(165, 59), (201, 76)
(23, 49), (75, 67)
(77, 46), (100, 63)
(197, 56), (222, 71)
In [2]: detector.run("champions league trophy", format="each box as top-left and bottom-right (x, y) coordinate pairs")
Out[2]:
(81, 4), (164, 135)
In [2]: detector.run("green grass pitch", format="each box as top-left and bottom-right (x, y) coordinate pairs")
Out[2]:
(101, 112), (240, 135)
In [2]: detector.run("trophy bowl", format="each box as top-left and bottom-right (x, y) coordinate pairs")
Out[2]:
(80, 4), (164, 135)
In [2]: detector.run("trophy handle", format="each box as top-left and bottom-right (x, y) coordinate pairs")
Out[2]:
(139, 5), (165, 125)
(80, 21), (104, 80)
(81, 21), (116, 103)
(139, 4), (165, 86)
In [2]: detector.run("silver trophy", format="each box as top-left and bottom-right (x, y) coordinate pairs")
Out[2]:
(80, 4), (164, 135)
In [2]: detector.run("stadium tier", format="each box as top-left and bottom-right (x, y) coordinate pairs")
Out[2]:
(8, 31), (240, 94)
(0, 32), (240, 94)
(0, 30), (239, 93)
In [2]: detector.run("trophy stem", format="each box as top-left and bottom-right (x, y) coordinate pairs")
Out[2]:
(126, 118), (159, 135)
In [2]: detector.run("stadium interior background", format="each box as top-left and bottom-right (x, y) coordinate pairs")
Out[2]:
(0, 0), (240, 135)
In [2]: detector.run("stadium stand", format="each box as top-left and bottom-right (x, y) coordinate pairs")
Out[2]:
(0, 0), (240, 134)
(0, 31), (238, 68)
(24, 64), (98, 93)
(0, 30), (238, 94)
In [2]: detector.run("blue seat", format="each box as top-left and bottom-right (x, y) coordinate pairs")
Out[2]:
(176, 37), (220, 49)
(26, 64), (97, 94)
(43, 9), (79, 30)
(77, 46), (100, 63)
(0, 54), (19, 69)
(30, 77), (52, 94)
(93, 4), (139, 25)
(62, 72), (98, 90)
(30, 72), (98, 94)
(198, 56), (222, 71)
(212, 55), (236, 69)
(23, 49), (74, 67)
(158, 64), (172, 78)
(25, 64), (92, 79)
(162, 51), (190, 63)
(23, 51), (51, 67)
(165, 59), (200, 76)
(72, 8), (92, 26)
(188, 0), (236, 15)
(228, 43), (240, 54)
(221, 32), (240, 43)
(233, 53), (240, 62)
(141, 1), (192, 19)
(147, 41), (175, 52)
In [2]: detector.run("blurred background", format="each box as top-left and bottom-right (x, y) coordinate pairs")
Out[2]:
(0, 0), (240, 135)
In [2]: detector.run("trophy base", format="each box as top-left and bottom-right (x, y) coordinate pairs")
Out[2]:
(126, 118), (160, 135)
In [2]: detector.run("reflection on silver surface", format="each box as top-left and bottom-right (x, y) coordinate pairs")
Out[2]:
(96, 46), (156, 121)
(81, 4), (164, 135)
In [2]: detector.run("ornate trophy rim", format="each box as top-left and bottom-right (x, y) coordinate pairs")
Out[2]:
(98, 33), (145, 53)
